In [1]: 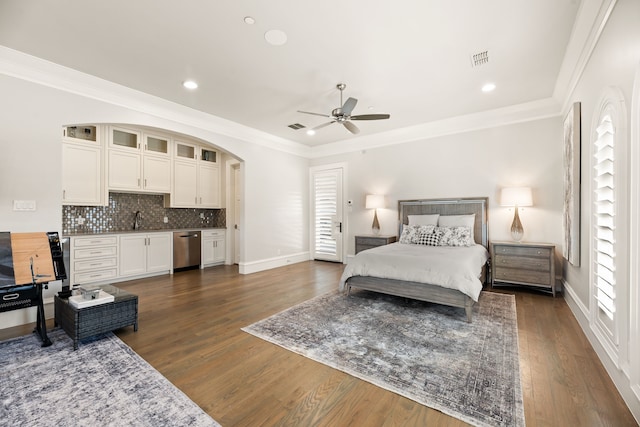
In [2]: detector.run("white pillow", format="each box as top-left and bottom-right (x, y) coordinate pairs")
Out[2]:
(438, 214), (476, 242)
(408, 214), (439, 226)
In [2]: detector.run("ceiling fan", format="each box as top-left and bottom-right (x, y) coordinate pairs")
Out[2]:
(297, 83), (390, 135)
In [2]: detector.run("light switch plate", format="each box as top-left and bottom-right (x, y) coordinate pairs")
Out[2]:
(13, 200), (36, 211)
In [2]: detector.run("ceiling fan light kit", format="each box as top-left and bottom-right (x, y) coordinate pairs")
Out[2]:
(298, 83), (390, 135)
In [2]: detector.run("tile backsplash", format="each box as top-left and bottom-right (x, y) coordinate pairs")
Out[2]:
(63, 192), (225, 235)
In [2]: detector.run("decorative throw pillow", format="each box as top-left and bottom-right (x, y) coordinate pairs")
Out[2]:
(417, 229), (441, 246)
(399, 224), (420, 244)
(399, 224), (436, 244)
(437, 226), (473, 246)
(438, 214), (476, 243)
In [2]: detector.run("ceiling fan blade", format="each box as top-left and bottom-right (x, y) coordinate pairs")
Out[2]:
(342, 97), (358, 116)
(297, 110), (331, 118)
(343, 121), (360, 134)
(312, 121), (336, 131)
(350, 113), (391, 121)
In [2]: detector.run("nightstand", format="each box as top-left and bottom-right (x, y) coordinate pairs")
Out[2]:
(491, 241), (556, 296)
(355, 235), (397, 254)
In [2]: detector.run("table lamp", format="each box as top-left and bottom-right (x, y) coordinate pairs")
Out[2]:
(365, 194), (385, 235)
(500, 187), (533, 241)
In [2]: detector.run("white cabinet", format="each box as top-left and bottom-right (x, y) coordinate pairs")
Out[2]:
(62, 125), (105, 206)
(167, 142), (221, 208)
(69, 235), (118, 285)
(62, 141), (104, 206)
(202, 229), (225, 267)
(198, 163), (221, 208)
(108, 126), (171, 193)
(119, 232), (172, 277)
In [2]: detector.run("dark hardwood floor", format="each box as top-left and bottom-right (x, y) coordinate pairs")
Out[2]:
(1, 261), (637, 426)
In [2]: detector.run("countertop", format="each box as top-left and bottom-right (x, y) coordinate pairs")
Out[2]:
(63, 227), (226, 238)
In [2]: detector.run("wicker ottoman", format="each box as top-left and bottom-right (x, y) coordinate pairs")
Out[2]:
(54, 284), (138, 350)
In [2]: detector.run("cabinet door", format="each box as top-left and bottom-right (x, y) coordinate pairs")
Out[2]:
(198, 163), (220, 207)
(119, 235), (147, 276)
(110, 126), (141, 151)
(213, 237), (225, 262)
(143, 155), (171, 193)
(62, 142), (103, 205)
(201, 238), (215, 265)
(146, 233), (172, 273)
(108, 150), (141, 191)
(172, 160), (198, 207)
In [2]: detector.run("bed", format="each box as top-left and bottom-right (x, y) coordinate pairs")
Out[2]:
(339, 197), (489, 322)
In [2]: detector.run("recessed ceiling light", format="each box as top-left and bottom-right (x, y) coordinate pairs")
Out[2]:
(244, 16), (255, 25)
(306, 129), (316, 136)
(264, 29), (287, 46)
(482, 83), (496, 93)
(183, 80), (198, 90)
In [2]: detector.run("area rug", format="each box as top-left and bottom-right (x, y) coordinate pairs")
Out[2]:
(0, 328), (219, 427)
(243, 290), (524, 427)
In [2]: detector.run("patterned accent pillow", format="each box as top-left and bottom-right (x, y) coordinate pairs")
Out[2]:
(416, 229), (441, 246)
(399, 224), (420, 244)
(399, 224), (436, 244)
(437, 226), (473, 246)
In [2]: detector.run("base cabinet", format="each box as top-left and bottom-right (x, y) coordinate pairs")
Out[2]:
(70, 235), (118, 286)
(119, 233), (172, 277)
(202, 229), (225, 267)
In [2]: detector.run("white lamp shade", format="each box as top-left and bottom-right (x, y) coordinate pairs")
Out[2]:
(500, 187), (533, 207)
(365, 194), (385, 209)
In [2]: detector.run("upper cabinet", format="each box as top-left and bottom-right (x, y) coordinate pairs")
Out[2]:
(107, 126), (171, 194)
(63, 124), (223, 208)
(167, 141), (221, 208)
(62, 125), (106, 206)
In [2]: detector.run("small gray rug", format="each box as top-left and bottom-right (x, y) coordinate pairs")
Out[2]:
(0, 328), (219, 427)
(243, 290), (524, 427)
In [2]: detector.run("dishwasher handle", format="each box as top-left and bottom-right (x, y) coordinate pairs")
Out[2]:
(178, 233), (199, 238)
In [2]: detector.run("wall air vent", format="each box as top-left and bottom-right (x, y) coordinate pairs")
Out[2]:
(288, 123), (306, 130)
(471, 50), (489, 68)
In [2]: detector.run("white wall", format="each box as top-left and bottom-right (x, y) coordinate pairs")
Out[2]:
(0, 66), (310, 327)
(559, 0), (640, 420)
(311, 117), (564, 258)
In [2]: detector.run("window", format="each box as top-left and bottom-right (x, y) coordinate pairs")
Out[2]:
(590, 87), (628, 367)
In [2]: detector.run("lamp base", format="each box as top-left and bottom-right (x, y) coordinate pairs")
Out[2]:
(510, 208), (524, 242)
(372, 209), (380, 235)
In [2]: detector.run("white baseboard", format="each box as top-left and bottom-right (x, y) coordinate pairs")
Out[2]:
(239, 252), (310, 274)
(562, 279), (640, 424)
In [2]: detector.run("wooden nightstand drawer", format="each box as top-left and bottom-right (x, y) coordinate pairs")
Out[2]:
(355, 235), (397, 254)
(493, 245), (551, 258)
(494, 267), (552, 286)
(494, 255), (550, 271)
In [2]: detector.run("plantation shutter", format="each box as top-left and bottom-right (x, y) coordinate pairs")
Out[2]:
(593, 116), (616, 320)
(312, 168), (343, 262)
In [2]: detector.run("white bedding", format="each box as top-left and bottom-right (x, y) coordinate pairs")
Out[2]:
(339, 243), (490, 301)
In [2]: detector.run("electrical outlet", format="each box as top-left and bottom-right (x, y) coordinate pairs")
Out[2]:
(77, 217), (85, 225)
(163, 216), (169, 224)
(199, 212), (205, 219)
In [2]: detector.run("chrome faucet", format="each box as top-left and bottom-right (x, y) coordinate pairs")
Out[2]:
(133, 211), (142, 230)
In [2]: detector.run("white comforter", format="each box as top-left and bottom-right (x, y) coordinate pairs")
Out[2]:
(339, 243), (490, 301)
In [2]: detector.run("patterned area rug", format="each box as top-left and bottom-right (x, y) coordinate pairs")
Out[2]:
(243, 290), (524, 427)
(0, 328), (219, 427)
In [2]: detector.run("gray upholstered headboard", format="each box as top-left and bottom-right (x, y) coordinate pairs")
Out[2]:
(398, 197), (489, 248)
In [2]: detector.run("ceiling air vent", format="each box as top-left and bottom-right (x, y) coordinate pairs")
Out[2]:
(470, 50), (489, 68)
(288, 123), (306, 130)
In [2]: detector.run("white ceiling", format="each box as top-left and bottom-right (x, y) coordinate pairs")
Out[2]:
(0, 1), (581, 147)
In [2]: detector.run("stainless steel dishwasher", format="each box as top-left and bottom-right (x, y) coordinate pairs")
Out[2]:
(173, 231), (201, 270)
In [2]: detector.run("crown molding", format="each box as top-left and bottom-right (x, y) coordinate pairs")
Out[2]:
(308, 97), (561, 158)
(0, 46), (311, 159)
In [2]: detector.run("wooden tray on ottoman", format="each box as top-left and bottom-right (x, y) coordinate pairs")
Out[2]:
(54, 284), (138, 350)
